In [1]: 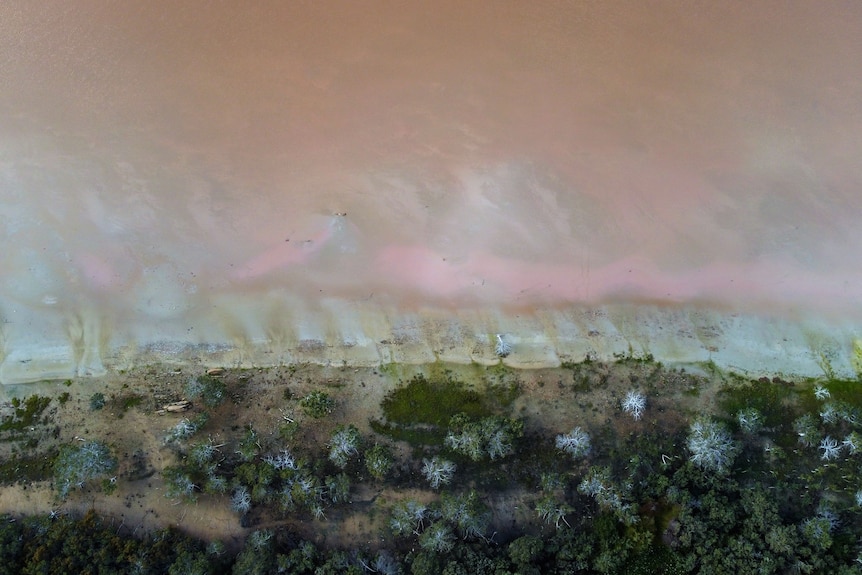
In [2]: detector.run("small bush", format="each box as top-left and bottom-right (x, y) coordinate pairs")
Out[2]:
(445, 414), (523, 461)
(365, 444), (394, 481)
(687, 417), (738, 474)
(301, 391), (334, 419)
(89, 393), (106, 411)
(495, 334), (512, 358)
(165, 413), (209, 444)
(54, 441), (117, 498)
(736, 408), (763, 435)
(1, 395), (52, 432)
(328, 425), (360, 468)
(231, 486), (252, 515)
(185, 376), (227, 408)
(163, 466), (197, 502)
(555, 427), (591, 459)
(421, 456), (455, 489)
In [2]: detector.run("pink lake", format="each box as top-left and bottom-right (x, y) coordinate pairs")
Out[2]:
(1, 1), (861, 382)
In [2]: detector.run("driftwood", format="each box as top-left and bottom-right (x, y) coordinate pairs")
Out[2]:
(156, 400), (191, 415)
(206, 368), (225, 377)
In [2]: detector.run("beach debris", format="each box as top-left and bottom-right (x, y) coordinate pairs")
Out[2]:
(494, 334), (511, 358)
(157, 400), (191, 415)
(206, 368), (225, 377)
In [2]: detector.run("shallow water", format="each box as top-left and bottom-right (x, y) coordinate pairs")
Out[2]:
(1, 2), (861, 382)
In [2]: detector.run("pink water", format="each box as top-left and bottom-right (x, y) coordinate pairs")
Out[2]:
(1, 2), (861, 380)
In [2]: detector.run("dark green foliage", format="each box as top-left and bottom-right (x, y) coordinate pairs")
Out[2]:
(374, 373), (518, 448)
(0, 449), (58, 484)
(364, 443), (394, 480)
(325, 473), (351, 504)
(89, 392), (106, 411)
(717, 377), (794, 428)
(121, 393), (143, 410)
(445, 414), (523, 461)
(821, 379), (862, 410)
(232, 530), (276, 575)
(381, 374), (490, 427)
(6, 365), (862, 573)
(440, 490), (491, 538)
(236, 425), (260, 461)
(508, 535), (544, 570)
(0, 511), (219, 575)
(0, 395), (51, 432)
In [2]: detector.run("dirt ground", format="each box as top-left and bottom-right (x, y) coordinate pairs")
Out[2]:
(0, 359), (729, 549)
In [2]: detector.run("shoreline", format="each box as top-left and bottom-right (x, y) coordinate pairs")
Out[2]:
(2, 302), (860, 385)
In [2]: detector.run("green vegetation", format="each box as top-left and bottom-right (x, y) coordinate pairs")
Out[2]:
(300, 390), (334, 418)
(164, 413), (209, 444)
(613, 345), (657, 365)
(89, 392), (106, 411)
(364, 443), (394, 480)
(717, 377), (795, 428)
(445, 414), (524, 461)
(328, 424), (361, 468)
(185, 375), (227, 408)
(53, 440), (117, 499)
(372, 372), (520, 447)
(0, 511), (223, 575)
(0, 449), (58, 484)
(382, 373), (490, 426)
(6, 363), (862, 573)
(0, 395), (51, 432)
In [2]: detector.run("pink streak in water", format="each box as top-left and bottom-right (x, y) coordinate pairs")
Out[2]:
(375, 245), (862, 315)
(77, 253), (127, 292)
(230, 221), (335, 281)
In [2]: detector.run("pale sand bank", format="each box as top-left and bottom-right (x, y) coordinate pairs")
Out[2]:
(1, 301), (859, 384)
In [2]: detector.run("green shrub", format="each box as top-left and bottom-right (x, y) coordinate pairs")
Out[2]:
(89, 393), (106, 411)
(445, 414), (523, 461)
(54, 441), (117, 498)
(165, 413), (209, 444)
(185, 376), (227, 408)
(163, 466), (197, 502)
(0, 395), (51, 431)
(328, 425), (360, 468)
(364, 444), (394, 481)
(300, 391), (334, 419)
